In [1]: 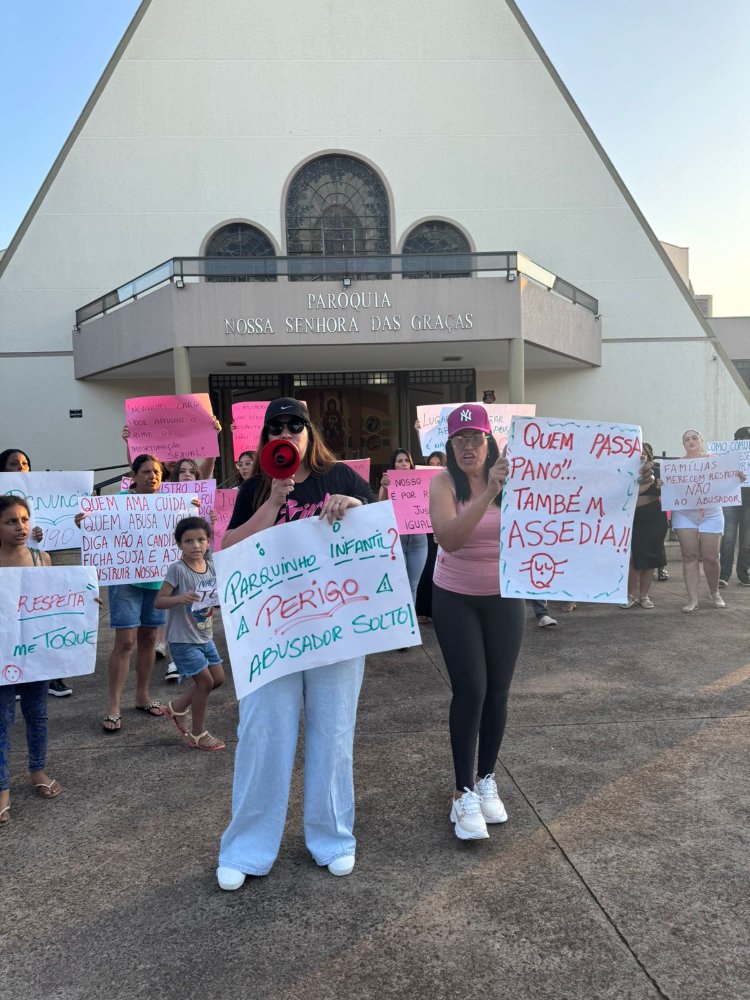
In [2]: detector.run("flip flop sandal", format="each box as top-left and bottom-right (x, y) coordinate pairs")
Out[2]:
(163, 701), (189, 737)
(102, 714), (122, 733)
(187, 731), (226, 752)
(33, 779), (62, 799)
(135, 703), (163, 716)
(0, 805), (9, 828)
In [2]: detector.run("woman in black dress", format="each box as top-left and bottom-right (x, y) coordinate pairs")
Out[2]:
(620, 443), (668, 609)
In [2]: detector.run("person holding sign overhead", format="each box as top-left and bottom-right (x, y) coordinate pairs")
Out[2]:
(673, 429), (745, 612)
(429, 404), (525, 841)
(216, 398), (374, 891)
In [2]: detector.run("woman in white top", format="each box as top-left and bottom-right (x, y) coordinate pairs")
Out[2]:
(672, 429), (744, 612)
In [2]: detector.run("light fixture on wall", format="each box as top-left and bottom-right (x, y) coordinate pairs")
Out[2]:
(507, 270), (516, 282)
(174, 275), (185, 288)
(342, 276), (351, 288)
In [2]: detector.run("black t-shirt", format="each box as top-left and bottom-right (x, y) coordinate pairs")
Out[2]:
(227, 464), (376, 529)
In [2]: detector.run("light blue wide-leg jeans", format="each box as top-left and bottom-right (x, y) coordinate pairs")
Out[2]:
(400, 533), (428, 605)
(218, 655), (365, 876)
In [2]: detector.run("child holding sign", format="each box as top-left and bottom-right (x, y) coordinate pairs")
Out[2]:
(155, 517), (225, 751)
(0, 497), (60, 827)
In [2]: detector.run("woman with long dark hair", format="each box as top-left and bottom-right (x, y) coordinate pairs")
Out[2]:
(619, 442), (668, 610)
(429, 404), (525, 841)
(217, 398), (374, 890)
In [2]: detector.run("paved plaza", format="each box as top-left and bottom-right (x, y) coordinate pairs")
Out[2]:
(3, 572), (749, 1000)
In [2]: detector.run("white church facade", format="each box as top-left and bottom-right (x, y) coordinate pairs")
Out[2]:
(1, 0), (746, 479)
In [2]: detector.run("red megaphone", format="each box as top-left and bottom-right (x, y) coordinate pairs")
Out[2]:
(260, 439), (301, 479)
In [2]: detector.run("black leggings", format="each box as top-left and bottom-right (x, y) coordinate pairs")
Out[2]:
(433, 585), (526, 790)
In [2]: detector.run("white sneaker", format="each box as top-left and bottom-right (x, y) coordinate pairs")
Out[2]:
(537, 614), (557, 628)
(327, 855), (355, 877)
(165, 661), (179, 682)
(154, 641), (167, 660)
(474, 774), (508, 824)
(216, 866), (246, 891)
(449, 789), (489, 840)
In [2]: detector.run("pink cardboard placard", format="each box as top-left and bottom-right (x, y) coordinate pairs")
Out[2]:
(211, 488), (239, 551)
(388, 468), (441, 534)
(125, 394), (217, 462)
(232, 402), (268, 460)
(342, 458), (371, 482)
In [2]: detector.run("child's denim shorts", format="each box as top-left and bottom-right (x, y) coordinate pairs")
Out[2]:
(169, 640), (222, 679)
(108, 585), (166, 629)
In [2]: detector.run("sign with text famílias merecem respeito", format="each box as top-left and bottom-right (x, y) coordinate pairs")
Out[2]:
(213, 502), (419, 699)
(500, 417), (642, 603)
(0, 565), (99, 685)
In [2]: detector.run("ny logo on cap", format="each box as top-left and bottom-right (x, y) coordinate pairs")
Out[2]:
(460, 409), (472, 422)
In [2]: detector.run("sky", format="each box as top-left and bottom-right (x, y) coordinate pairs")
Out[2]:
(0, 0), (747, 315)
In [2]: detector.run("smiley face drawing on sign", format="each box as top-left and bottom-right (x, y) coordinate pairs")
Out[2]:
(2, 664), (24, 684)
(519, 552), (568, 590)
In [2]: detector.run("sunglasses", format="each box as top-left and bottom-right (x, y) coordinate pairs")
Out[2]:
(266, 417), (308, 436)
(451, 432), (487, 448)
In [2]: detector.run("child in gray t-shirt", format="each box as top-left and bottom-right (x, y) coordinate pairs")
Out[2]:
(155, 516), (225, 752)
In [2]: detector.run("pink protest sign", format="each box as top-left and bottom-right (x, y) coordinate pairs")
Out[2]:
(211, 488), (239, 551)
(232, 402), (268, 460)
(125, 394), (218, 462)
(342, 458), (371, 482)
(388, 468), (441, 534)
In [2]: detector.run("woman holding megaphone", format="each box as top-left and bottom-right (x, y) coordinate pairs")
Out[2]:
(217, 398), (375, 891)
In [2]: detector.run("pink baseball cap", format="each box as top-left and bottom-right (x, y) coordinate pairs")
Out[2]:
(447, 403), (491, 438)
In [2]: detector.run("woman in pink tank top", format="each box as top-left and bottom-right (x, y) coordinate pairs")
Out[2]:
(429, 404), (526, 842)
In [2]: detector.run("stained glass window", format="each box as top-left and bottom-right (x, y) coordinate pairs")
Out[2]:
(402, 221), (471, 278)
(205, 223), (276, 282)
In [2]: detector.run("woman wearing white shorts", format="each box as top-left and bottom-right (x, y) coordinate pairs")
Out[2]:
(673, 430), (743, 612)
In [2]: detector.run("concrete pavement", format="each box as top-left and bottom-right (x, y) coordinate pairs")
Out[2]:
(2, 572), (749, 1000)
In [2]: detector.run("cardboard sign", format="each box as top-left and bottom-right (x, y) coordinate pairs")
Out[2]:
(387, 468), (441, 534)
(707, 440), (750, 486)
(1, 471), (94, 550)
(211, 488), (239, 551)
(79, 493), (199, 585)
(660, 453), (743, 511)
(125, 393), (218, 462)
(500, 417), (642, 603)
(214, 503), (418, 698)
(0, 566), (99, 684)
(231, 401), (268, 460)
(342, 458), (371, 482)
(416, 402), (536, 455)
(121, 477), (216, 517)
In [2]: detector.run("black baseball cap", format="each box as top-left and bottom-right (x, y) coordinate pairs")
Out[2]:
(264, 398), (310, 424)
(734, 426), (750, 440)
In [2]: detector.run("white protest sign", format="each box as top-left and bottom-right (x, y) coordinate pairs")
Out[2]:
(660, 453), (743, 511)
(500, 417), (642, 603)
(214, 503), (418, 699)
(0, 566), (99, 685)
(79, 493), (199, 585)
(706, 440), (750, 485)
(388, 468), (441, 534)
(1, 471), (94, 550)
(416, 402), (536, 455)
(121, 477), (216, 517)
(192, 584), (219, 613)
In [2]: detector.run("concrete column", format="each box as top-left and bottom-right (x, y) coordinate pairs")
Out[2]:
(173, 346), (192, 394)
(508, 338), (525, 404)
